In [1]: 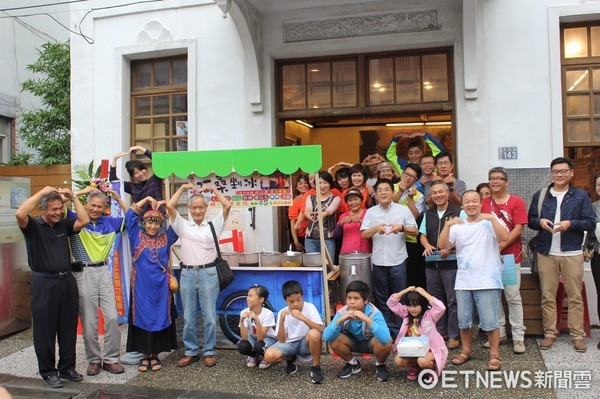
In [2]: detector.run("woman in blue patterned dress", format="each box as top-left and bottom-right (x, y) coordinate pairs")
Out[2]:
(125, 196), (178, 372)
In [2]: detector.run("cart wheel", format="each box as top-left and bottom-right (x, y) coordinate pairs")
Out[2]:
(218, 291), (273, 344)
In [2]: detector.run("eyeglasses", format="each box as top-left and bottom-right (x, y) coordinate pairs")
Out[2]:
(436, 161), (451, 166)
(378, 168), (393, 173)
(376, 188), (392, 193)
(489, 176), (507, 182)
(551, 169), (572, 176)
(403, 173), (418, 180)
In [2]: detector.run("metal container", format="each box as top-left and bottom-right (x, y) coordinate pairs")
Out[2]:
(339, 252), (372, 303)
(281, 251), (303, 267)
(260, 251), (282, 267)
(303, 252), (322, 267)
(239, 252), (259, 266)
(221, 252), (239, 267)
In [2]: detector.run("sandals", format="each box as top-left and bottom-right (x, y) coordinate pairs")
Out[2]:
(487, 354), (502, 371)
(138, 357), (150, 372)
(451, 350), (472, 365)
(150, 356), (162, 372)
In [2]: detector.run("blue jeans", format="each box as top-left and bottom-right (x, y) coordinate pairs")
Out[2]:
(373, 261), (407, 337)
(456, 289), (501, 331)
(304, 238), (335, 258)
(180, 267), (220, 356)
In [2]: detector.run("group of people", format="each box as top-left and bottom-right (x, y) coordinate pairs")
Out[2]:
(15, 137), (600, 388)
(17, 146), (232, 388)
(287, 132), (599, 376)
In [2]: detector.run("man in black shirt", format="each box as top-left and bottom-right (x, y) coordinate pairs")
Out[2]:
(16, 186), (89, 388)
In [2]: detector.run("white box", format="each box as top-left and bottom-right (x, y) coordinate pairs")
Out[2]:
(396, 336), (430, 358)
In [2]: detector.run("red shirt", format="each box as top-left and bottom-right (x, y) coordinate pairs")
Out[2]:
(288, 196), (307, 237)
(481, 195), (528, 263)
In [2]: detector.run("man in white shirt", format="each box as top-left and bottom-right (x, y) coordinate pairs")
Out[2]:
(439, 190), (509, 371)
(361, 178), (418, 336)
(167, 183), (231, 367)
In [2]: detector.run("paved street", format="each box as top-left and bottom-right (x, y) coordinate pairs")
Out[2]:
(0, 318), (599, 399)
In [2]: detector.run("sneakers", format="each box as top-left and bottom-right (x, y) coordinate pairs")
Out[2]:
(513, 340), (526, 354)
(310, 365), (324, 384)
(539, 336), (557, 350)
(483, 336), (507, 348)
(573, 339), (587, 353)
(259, 359), (271, 369)
(375, 364), (390, 382)
(336, 361), (362, 379)
(246, 357), (258, 368)
(407, 367), (419, 381)
(285, 356), (298, 375)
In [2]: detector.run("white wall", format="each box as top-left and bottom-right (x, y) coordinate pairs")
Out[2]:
(70, 0), (276, 248)
(0, 1), (69, 154)
(69, 0), (600, 249)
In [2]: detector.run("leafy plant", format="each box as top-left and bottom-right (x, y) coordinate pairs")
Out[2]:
(18, 42), (71, 165)
(72, 161), (101, 192)
(3, 151), (33, 166)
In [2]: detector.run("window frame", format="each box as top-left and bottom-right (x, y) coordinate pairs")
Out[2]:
(561, 22), (600, 146)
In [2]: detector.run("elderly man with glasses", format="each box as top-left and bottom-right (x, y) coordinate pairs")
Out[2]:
(528, 157), (595, 353)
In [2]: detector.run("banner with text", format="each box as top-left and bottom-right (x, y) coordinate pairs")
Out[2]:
(188, 171), (293, 208)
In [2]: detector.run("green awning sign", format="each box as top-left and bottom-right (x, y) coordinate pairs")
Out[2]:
(152, 145), (322, 178)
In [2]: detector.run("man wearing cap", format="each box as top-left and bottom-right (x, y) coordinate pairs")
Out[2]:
(67, 186), (127, 376)
(16, 186), (90, 388)
(361, 178), (418, 336)
(167, 183), (232, 367)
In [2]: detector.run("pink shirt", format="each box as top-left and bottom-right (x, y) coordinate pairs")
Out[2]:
(337, 209), (371, 254)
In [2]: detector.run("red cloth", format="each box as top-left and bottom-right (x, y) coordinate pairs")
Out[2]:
(481, 195), (528, 263)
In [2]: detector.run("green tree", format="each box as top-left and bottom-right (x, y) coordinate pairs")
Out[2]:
(19, 41), (70, 165)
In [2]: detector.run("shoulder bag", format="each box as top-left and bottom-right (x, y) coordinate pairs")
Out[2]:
(208, 221), (235, 290)
(528, 187), (548, 276)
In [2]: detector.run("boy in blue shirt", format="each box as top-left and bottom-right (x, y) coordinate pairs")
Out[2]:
(323, 280), (393, 381)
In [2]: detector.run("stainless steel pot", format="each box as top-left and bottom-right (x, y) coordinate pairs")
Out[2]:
(339, 252), (372, 303)
(303, 252), (322, 267)
(222, 252), (239, 267)
(239, 252), (259, 266)
(260, 251), (282, 267)
(281, 251), (303, 267)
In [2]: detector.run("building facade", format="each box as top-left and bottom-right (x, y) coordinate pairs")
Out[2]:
(70, 0), (600, 250)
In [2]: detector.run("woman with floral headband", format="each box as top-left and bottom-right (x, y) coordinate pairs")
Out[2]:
(125, 196), (178, 372)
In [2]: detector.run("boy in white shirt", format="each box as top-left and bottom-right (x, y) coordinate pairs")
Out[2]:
(263, 280), (324, 384)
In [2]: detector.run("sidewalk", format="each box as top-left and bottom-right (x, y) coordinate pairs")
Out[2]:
(1, 321), (598, 399)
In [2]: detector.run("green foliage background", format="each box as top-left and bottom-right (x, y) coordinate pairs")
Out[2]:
(18, 42), (71, 165)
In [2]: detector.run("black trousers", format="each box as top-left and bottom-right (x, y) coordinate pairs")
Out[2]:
(406, 241), (427, 289)
(30, 273), (79, 377)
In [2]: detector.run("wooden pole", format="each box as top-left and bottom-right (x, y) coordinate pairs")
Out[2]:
(314, 173), (333, 327)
